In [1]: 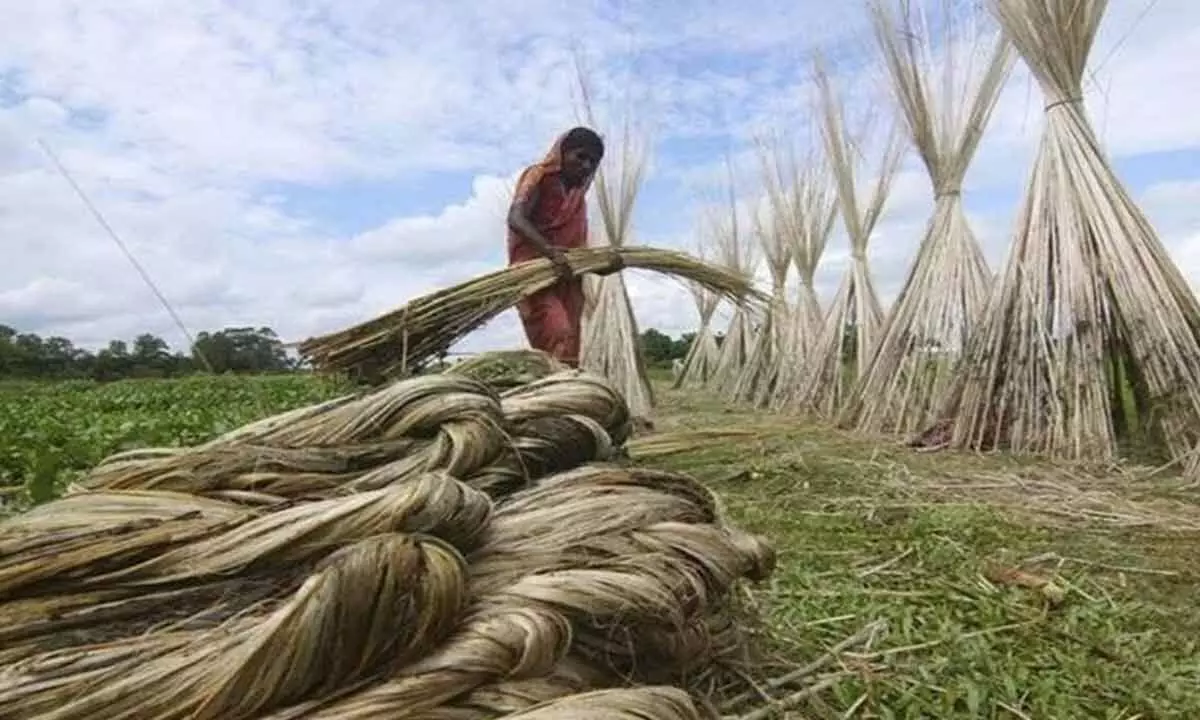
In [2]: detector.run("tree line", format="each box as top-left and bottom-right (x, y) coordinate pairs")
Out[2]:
(0, 323), (701, 381)
(0, 325), (296, 381)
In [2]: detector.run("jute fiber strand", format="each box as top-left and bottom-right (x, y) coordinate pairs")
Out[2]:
(256, 467), (771, 720)
(0, 367), (775, 720)
(731, 195), (792, 408)
(840, 0), (1013, 436)
(0, 468), (772, 719)
(930, 0), (1200, 463)
(298, 246), (765, 382)
(794, 58), (906, 419)
(769, 146), (839, 412)
(709, 169), (761, 398)
(673, 223), (723, 390)
(73, 369), (630, 502)
(489, 687), (704, 720)
(575, 64), (657, 421)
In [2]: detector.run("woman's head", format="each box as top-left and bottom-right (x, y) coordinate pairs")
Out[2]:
(559, 126), (604, 187)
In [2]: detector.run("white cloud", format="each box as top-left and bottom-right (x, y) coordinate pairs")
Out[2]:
(1, 0), (1199, 358)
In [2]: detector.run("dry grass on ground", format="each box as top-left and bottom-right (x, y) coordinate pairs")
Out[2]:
(638, 375), (1200, 719)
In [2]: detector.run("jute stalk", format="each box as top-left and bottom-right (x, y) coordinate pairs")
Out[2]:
(674, 219), (724, 389)
(709, 162), (761, 397)
(756, 133), (839, 411)
(793, 57), (905, 418)
(926, 0), (1200, 464)
(731, 195), (792, 408)
(298, 246), (765, 383)
(574, 62), (656, 420)
(840, 0), (1013, 435)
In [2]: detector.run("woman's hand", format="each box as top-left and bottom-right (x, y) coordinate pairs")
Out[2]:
(548, 249), (574, 282)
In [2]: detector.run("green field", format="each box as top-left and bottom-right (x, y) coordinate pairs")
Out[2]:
(0, 375), (351, 505)
(2, 373), (1199, 717)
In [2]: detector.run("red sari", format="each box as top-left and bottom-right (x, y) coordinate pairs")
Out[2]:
(507, 132), (594, 367)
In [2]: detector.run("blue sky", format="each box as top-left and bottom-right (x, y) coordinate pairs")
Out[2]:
(1, 0), (1198, 352)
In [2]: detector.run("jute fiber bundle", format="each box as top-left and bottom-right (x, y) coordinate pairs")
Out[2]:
(930, 0), (1200, 463)
(0, 464), (773, 720)
(485, 687), (704, 720)
(708, 171), (760, 398)
(730, 198), (792, 408)
(298, 246), (765, 382)
(841, 0), (1012, 436)
(766, 143), (838, 412)
(574, 64), (657, 422)
(74, 370), (630, 502)
(0, 366), (774, 719)
(794, 57), (905, 419)
(673, 224), (723, 390)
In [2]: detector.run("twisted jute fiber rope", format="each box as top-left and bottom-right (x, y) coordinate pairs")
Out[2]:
(0, 466), (773, 720)
(2, 534), (467, 720)
(252, 467), (772, 720)
(494, 687), (704, 720)
(74, 371), (630, 502)
(0, 471), (491, 662)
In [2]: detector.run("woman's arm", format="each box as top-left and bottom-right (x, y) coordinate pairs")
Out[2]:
(508, 182), (573, 280)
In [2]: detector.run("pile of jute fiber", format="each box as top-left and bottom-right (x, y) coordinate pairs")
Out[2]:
(0, 362), (777, 720)
(296, 246), (766, 382)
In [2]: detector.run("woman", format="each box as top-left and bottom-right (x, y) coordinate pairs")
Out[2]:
(506, 126), (615, 368)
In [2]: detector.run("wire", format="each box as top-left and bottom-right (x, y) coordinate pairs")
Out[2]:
(35, 137), (216, 374)
(1093, 0), (1161, 75)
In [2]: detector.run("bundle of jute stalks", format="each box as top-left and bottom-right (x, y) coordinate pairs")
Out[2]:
(0, 366), (776, 720)
(297, 246), (766, 382)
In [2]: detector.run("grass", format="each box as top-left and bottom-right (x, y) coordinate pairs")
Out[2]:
(644, 375), (1200, 718)
(3, 370), (1199, 717)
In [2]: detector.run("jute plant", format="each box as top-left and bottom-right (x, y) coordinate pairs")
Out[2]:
(794, 59), (905, 418)
(574, 63), (656, 421)
(840, 0), (1013, 435)
(928, 0), (1200, 463)
(673, 218), (724, 389)
(298, 246), (765, 382)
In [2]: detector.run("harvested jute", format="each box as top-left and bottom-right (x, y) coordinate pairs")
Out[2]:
(74, 370), (629, 502)
(297, 246), (767, 381)
(495, 687), (705, 720)
(0, 466), (772, 720)
(0, 367), (775, 720)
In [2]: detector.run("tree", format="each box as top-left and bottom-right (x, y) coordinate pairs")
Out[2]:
(191, 327), (291, 374)
(0, 324), (291, 381)
(637, 328), (693, 367)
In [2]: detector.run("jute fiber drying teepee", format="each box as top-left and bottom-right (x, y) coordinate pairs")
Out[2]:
(929, 0), (1200, 463)
(731, 179), (792, 408)
(759, 137), (838, 411)
(709, 170), (760, 399)
(840, 0), (1013, 435)
(674, 220), (724, 389)
(574, 68), (656, 422)
(794, 59), (905, 418)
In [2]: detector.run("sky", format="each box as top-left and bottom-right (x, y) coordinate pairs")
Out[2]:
(1, 0), (1198, 354)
